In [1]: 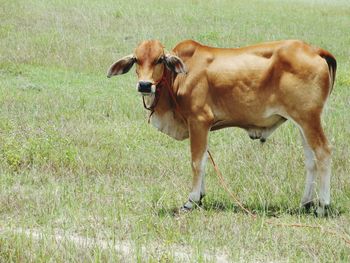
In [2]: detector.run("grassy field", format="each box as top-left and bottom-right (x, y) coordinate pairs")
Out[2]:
(1, 0), (350, 262)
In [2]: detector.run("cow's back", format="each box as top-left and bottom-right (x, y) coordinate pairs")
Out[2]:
(172, 40), (202, 63)
(171, 39), (334, 130)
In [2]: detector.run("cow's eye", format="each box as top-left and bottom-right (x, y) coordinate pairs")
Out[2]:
(156, 57), (164, 64)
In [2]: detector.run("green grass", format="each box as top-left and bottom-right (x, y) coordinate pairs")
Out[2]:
(1, 0), (350, 262)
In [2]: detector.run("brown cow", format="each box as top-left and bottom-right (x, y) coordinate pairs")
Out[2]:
(107, 39), (336, 216)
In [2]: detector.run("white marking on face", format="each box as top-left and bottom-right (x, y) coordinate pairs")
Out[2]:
(151, 84), (156, 93)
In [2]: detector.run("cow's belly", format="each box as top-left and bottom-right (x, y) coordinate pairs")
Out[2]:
(150, 111), (189, 141)
(211, 112), (286, 140)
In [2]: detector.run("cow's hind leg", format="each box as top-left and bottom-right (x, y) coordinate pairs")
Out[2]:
(300, 130), (317, 209)
(182, 119), (210, 211)
(295, 116), (331, 216)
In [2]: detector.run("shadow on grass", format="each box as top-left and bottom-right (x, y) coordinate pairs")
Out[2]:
(156, 198), (344, 218)
(204, 198), (344, 218)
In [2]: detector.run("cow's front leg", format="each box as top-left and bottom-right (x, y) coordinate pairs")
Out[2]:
(182, 119), (210, 211)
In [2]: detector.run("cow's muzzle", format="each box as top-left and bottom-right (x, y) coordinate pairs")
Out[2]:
(137, 81), (156, 96)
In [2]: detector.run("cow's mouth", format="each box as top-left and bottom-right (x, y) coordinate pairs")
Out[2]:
(137, 81), (156, 96)
(141, 84), (161, 111)
(139, 85), (156, 96)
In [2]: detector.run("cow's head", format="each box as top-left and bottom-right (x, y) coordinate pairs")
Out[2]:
(107, 40), (186, 95)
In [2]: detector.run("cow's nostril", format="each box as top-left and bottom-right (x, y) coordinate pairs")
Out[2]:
(138, 81), (153, 93)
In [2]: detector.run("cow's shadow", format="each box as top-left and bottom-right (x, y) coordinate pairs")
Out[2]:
(157, 199), (343, 218)
(202, 200), (343, 218)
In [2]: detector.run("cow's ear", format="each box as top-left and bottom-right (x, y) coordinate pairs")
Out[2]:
(107, 54), (136, 78)
(164, 54), (187, 74)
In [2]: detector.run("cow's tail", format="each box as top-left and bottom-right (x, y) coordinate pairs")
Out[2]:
(318, 48), (337, 94)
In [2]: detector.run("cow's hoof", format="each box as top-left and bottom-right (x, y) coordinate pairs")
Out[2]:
(301, 201), (315, 212)
(179, 205), (192, 213)
(180, 199), (202, 212)
(315, 204), (330, 217)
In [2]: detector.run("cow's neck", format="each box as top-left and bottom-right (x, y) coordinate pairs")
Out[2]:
(146, 69), (189, 140)
(156, 69), (176, 113)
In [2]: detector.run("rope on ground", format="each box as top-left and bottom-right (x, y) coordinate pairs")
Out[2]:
(207, 149), (350, 247)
